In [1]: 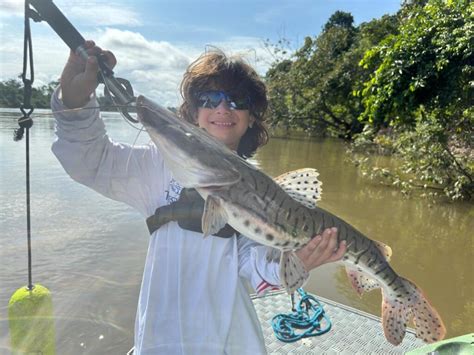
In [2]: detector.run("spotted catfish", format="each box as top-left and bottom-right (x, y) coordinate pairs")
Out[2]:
(136, 95), (445, 345)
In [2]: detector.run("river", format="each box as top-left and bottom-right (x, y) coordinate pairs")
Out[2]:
(0, 108), (472, 354)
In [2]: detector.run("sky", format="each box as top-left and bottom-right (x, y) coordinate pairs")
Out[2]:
(0, 0), (401, 107)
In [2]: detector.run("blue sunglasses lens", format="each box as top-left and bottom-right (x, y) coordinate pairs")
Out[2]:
(197, 91), (250, 110)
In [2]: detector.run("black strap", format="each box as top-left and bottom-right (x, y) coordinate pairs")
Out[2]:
(147, 188), (237, 238)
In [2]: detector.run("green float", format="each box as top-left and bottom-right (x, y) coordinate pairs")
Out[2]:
(8, 284), (56, 354)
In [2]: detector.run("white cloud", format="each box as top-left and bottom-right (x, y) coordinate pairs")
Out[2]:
(0, 24), (278, 107)
(0, 1), (141, 25)
(0, 28), (69, 86)
(68, 4), (142, 27)
(96, 31), (280, 107)
(93, 28), (192, 107)
(0, 0), (23, 17)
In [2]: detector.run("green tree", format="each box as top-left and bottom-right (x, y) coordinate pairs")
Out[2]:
(324, 11), (355, 32)
(360, 0), (473, 127)
(266, 12), (361, 138)
(265, 11), (399, 139)
(356, 0), (473, 200)
(0, 79), (58, 108)
(0, 79), (23, 108)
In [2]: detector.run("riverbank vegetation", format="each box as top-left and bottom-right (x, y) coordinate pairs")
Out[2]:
(0, 79), (57, 109)
(1, 0), (471, 200)
(0, 79), (116, 110)
(265, 0), (473, 201)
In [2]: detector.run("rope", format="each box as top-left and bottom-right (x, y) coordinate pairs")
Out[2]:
(15, 0), (36, 291)
(271, 288), (332, 343)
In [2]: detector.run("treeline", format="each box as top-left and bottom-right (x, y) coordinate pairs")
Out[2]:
(0, 79), (58, 109)
(264, 0), (473, 200)
(0, 79), (134, 112)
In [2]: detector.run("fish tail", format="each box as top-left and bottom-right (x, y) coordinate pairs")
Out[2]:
(382, 277), (446, 345)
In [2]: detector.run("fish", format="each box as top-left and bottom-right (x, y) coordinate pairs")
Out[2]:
(135, 95), (446, 346)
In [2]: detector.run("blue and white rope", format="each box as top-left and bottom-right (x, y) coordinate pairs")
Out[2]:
(271, 288), (332, 343)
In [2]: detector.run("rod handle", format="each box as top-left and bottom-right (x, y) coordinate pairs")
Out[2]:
(29, 0), (85, 52)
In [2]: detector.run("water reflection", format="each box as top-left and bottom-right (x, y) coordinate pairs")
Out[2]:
(0, 317), (129, 354)
(1, 110), (148, 354)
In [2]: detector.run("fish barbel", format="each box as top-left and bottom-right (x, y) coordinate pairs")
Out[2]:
(136, 95), (446, 345)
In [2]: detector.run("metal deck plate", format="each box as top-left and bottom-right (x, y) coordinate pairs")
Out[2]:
(252, 290), (426, 354)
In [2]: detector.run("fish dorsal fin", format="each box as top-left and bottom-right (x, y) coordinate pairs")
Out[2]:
(202, 195), (228, 237)
(374, 240), (392, 261)
(274, 168), (322, 209)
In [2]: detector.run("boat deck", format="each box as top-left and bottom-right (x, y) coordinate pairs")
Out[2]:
(253, 290), (424, 354)
(127, 289), (426, 354)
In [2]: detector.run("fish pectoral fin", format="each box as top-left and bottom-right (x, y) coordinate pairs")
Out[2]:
(202, 196), (228, 237)
(279, 251), (309, 293)
(274, 168), (322, 209)
(345, 267), (380, 296)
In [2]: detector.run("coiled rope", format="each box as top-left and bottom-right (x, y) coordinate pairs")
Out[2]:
(271, 288), (332, 343)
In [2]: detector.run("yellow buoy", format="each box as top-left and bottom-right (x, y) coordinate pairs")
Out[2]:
(8, 284), (56, 354)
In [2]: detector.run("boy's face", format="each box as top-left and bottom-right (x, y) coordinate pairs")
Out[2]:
(196, 99), (254, 151)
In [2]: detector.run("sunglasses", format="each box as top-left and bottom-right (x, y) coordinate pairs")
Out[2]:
(196, 90), (251, 110)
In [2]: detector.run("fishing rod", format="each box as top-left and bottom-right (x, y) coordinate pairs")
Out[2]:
(28, 0), (138, 123)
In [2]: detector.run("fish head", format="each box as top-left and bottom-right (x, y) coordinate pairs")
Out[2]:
(136, 95), (241, 188)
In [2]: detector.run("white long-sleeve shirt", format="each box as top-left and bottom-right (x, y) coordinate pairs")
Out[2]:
(51, 90), (281, 355)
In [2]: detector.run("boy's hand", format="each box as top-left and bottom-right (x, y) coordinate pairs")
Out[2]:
(60, 40), (116, 109)
(295, 227), (346, 271)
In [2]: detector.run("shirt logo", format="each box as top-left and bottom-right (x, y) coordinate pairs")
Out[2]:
(165, 178), (182, 204)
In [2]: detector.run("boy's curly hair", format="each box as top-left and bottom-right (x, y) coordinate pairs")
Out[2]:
(179, 49), (268, 158)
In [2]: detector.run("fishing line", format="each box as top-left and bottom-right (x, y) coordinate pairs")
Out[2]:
(8, 2), (56, 354)
(15, 0), (37, 292)
(27, 104), (145, 132)
(28, 104), (130, 116)
(124, 125), (149, 173)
